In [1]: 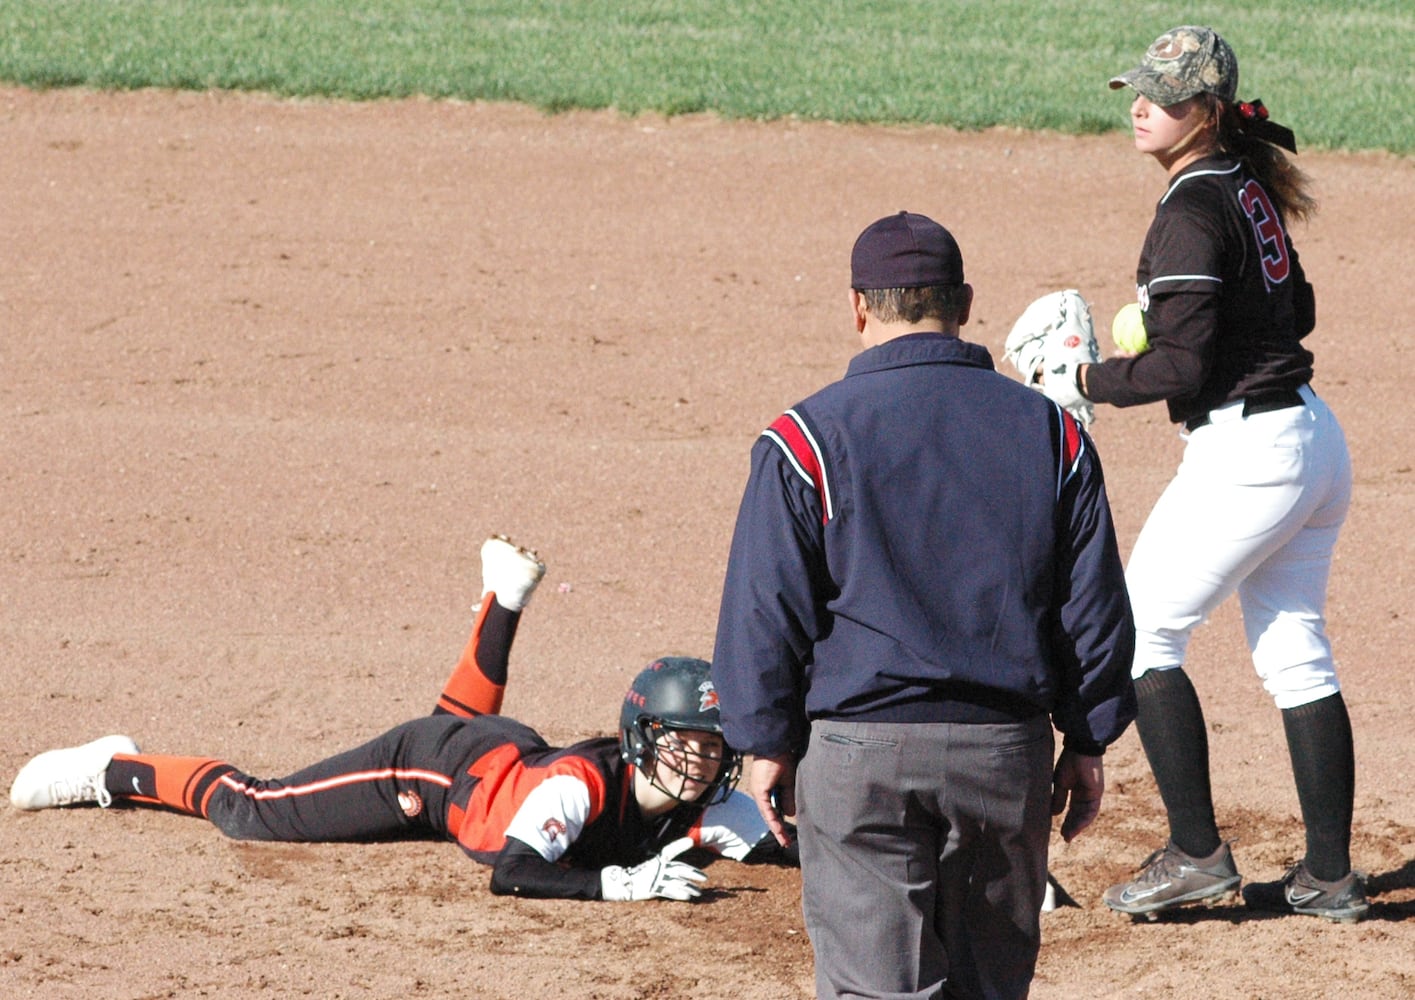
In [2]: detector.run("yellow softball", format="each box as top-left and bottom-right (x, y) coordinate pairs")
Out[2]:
(1111, 302), (1149, 354)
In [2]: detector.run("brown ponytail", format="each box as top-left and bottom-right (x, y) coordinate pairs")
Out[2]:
(1207, 95), (1317, 223)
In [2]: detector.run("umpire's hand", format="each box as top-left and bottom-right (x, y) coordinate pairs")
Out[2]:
(1051, 748), (1104, 843)
(747, 754), (797, 848)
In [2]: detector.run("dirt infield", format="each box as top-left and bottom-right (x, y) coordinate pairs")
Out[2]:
(1, 87), (1412, 999)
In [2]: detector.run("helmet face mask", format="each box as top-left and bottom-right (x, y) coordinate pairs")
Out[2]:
(639, 721), (737, 805)
(619, 657), (741, 807)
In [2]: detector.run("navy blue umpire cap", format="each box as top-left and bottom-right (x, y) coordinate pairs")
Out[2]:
(851, 211), (964, 290)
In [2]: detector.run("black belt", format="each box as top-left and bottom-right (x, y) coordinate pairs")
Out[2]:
(1184, 388), (1305, 432)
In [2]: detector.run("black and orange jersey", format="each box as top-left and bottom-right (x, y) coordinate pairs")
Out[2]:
(445, 714), (701, 868)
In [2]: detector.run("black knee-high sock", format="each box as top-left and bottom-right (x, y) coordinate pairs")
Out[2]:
(1282, 692), (1355, 881)
(1134, 668), (1221, 858)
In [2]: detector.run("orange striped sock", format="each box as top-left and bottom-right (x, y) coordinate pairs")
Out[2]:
(434, 599), (516, 717)
(107, 753), (233, 818)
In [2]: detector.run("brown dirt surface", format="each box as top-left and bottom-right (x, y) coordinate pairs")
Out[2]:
(2, 86), (1412, 999)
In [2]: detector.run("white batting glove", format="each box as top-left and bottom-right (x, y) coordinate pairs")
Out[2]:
(692, 788), (774, 861)
(600, 837), (707, 902)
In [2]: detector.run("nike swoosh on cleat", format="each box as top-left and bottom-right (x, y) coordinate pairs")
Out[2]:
(1119, 882), (1172, 904)
(132, 776), (142, 793)
(1288, 889), (1324, 906)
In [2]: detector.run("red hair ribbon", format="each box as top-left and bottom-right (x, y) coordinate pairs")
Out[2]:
(1237, 99), (1270, 122)
(1233, 97), (1297, 153)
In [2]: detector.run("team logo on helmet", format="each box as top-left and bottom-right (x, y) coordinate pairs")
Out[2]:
(397, 790), (423, 818)
(541, 817), (567, 844)
(698, 680), (720, 713)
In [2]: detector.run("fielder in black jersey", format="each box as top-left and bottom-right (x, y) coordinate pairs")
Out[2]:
(1038, 26), (1365, 923)
(10, 537), (788, 902)
(1083, 155), (1316, 424)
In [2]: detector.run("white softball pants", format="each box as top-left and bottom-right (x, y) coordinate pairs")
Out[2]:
(1126, 385), (1352, 709)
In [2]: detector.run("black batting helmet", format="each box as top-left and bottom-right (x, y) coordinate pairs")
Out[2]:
(619, 657), (740, 806)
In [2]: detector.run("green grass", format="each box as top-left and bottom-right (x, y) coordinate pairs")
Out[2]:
(0, 1), (1410, 154)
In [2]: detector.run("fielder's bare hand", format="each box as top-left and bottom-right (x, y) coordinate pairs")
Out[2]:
(1051, 748), (1104, 843)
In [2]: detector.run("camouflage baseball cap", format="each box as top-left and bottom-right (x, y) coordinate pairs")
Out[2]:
(1109, 26), (1238, 106)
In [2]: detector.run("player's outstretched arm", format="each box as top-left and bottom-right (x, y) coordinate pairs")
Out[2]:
(491, 836), (709, 903)
(488, 837), (602, 900)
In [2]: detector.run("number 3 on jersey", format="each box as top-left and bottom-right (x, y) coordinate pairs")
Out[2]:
(1238, 180), (1290, 288)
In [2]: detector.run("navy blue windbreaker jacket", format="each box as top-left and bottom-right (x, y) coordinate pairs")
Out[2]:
(711, 333), (1136, 759)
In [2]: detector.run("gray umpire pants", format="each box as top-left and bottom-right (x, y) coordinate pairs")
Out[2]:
(796, 716), (1053, 1000)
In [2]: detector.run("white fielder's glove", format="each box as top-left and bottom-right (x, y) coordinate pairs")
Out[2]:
(1003, 289), (1100, 426)
(600, 837), (707, 902)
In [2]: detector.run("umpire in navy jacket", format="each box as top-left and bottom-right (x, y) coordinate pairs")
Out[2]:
(711, 211), (1136, 1000)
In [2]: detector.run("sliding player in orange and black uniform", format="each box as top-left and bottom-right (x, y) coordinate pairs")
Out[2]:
(11, 537), (783, 902)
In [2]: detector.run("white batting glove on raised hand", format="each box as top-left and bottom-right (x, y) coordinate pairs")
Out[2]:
(600, 837), (707, 902)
